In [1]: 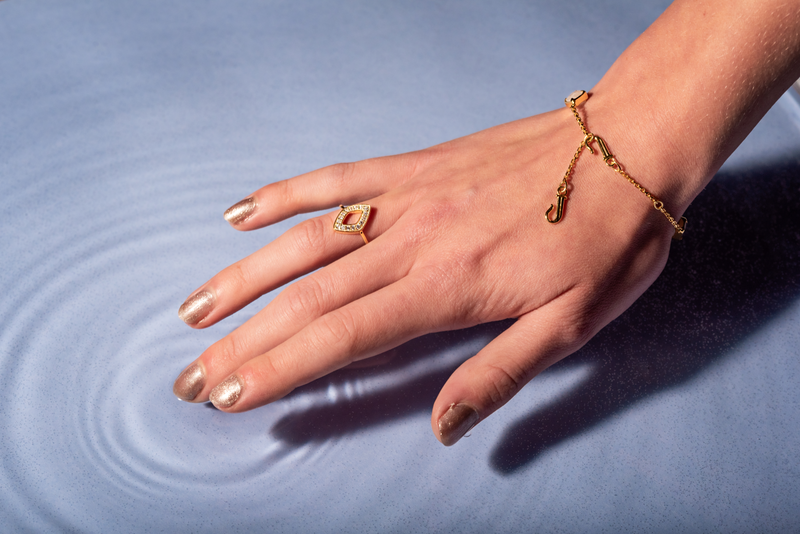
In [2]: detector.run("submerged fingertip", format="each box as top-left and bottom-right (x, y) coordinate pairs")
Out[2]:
(437, 403), (480, 447)
(224, 197), (257, 226)
(178, 290), (215, 326)
(173, 362), (206, 402)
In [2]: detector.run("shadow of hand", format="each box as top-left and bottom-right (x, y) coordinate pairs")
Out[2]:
(491, 158), (800, 473)
(269, 158), (800, 472)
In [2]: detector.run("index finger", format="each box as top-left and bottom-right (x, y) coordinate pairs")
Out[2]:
(223, 153), (425, 230)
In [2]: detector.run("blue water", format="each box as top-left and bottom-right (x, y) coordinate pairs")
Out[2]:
(1, 1), (799, 532)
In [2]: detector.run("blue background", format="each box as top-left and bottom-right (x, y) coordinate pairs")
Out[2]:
(1, 1), (799, 532)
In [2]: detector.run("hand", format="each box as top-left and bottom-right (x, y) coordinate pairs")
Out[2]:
(173, 0), (800, 446)
(172, 99), (680, 446)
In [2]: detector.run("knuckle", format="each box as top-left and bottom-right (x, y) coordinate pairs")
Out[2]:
(284, 277), (328, 319)
(405, 146), (447, 178)
(314, 308), (359, 355)
(209, 334), (242, 368)
(421, 263), (463, 294)
(223, 262), (253, 292)
(293, 216), (329, 254)
(410, 187), (481, 235)
(414, 257), (479, 323)
(277, 178), (297, 208)
(396, 198), (463, 249)
(251, 352), (284, 386)
(556, 299), (597, 350)
(560, 318), (594, 350)
(415, 198), (455, 231)
(415, 265), (457, 305)
(326, 162), (358, 189)
(483, 362), (528, 406)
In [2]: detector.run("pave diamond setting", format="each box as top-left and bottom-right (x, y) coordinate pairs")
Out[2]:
(333, 204), (371, 234)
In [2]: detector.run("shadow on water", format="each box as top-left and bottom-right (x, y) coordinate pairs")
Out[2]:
(269, 321), (511, 440)
(270, 156), (800, 473)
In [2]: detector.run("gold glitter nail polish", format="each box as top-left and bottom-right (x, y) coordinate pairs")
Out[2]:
(438, 403), (479, 447)
(223, 197), (256, 226)
(210, 375), (243, 409)
(173, 362), (206, 401)
(178, 290), (214, 326)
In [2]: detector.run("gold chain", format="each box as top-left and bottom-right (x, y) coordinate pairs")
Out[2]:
(546, 90), (686, 240)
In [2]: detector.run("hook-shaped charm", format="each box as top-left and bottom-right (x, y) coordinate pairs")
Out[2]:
(545, 189), (567, 224)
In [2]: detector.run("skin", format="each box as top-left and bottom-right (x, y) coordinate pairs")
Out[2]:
(175, 0), (800, 445)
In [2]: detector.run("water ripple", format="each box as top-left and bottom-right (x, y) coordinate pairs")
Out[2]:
(0, 153), (498, 529)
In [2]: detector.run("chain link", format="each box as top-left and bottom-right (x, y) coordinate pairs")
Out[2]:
(557, 137), (589, 196)
(552, 95), (686, 239)
(569, 102), (591, 137)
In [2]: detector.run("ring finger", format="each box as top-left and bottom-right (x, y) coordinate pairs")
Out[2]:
(178, 194), (409, 329)
(173, 205), (416, 402)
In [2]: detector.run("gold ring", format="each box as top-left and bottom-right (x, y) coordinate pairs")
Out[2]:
(333, 204), (372, 244)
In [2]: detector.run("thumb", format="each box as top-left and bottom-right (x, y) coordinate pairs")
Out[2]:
(432, 306), (589, 446)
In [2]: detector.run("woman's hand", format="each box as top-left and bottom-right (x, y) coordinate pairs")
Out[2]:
(172, 0), (800, 446)
(172, 99), (680, 446)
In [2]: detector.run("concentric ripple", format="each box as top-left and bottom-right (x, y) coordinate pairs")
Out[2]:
(0, 150), (509, 530)
(9, 1), (798, 531)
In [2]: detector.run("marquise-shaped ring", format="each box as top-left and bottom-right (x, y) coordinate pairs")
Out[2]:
(333, 204), (372, 244)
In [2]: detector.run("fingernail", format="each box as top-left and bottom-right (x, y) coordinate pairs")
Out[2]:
(173, 362), (206, 401)
(178, 290), (214, 326)
(210, 374), (243, 409)
(223, 197), (256, 226)
(438, 403), (480, 447)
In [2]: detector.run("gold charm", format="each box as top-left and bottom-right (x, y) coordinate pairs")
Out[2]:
(545, 184), (567, 224)
(333, 204), (372, 244)
(546, 90), (687, 240)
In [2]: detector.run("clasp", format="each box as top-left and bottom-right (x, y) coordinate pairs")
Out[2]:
(586, 134), (614, 163)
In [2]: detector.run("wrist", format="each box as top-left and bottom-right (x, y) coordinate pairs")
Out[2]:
(582, 0), (800, 218)
(554, 88), (694, 242)
(578, 82), (710, 220)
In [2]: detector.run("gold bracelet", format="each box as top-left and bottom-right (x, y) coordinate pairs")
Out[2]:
(545, 90), (687, 240)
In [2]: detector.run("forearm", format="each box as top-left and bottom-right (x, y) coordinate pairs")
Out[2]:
(585, 0), (800, 213)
